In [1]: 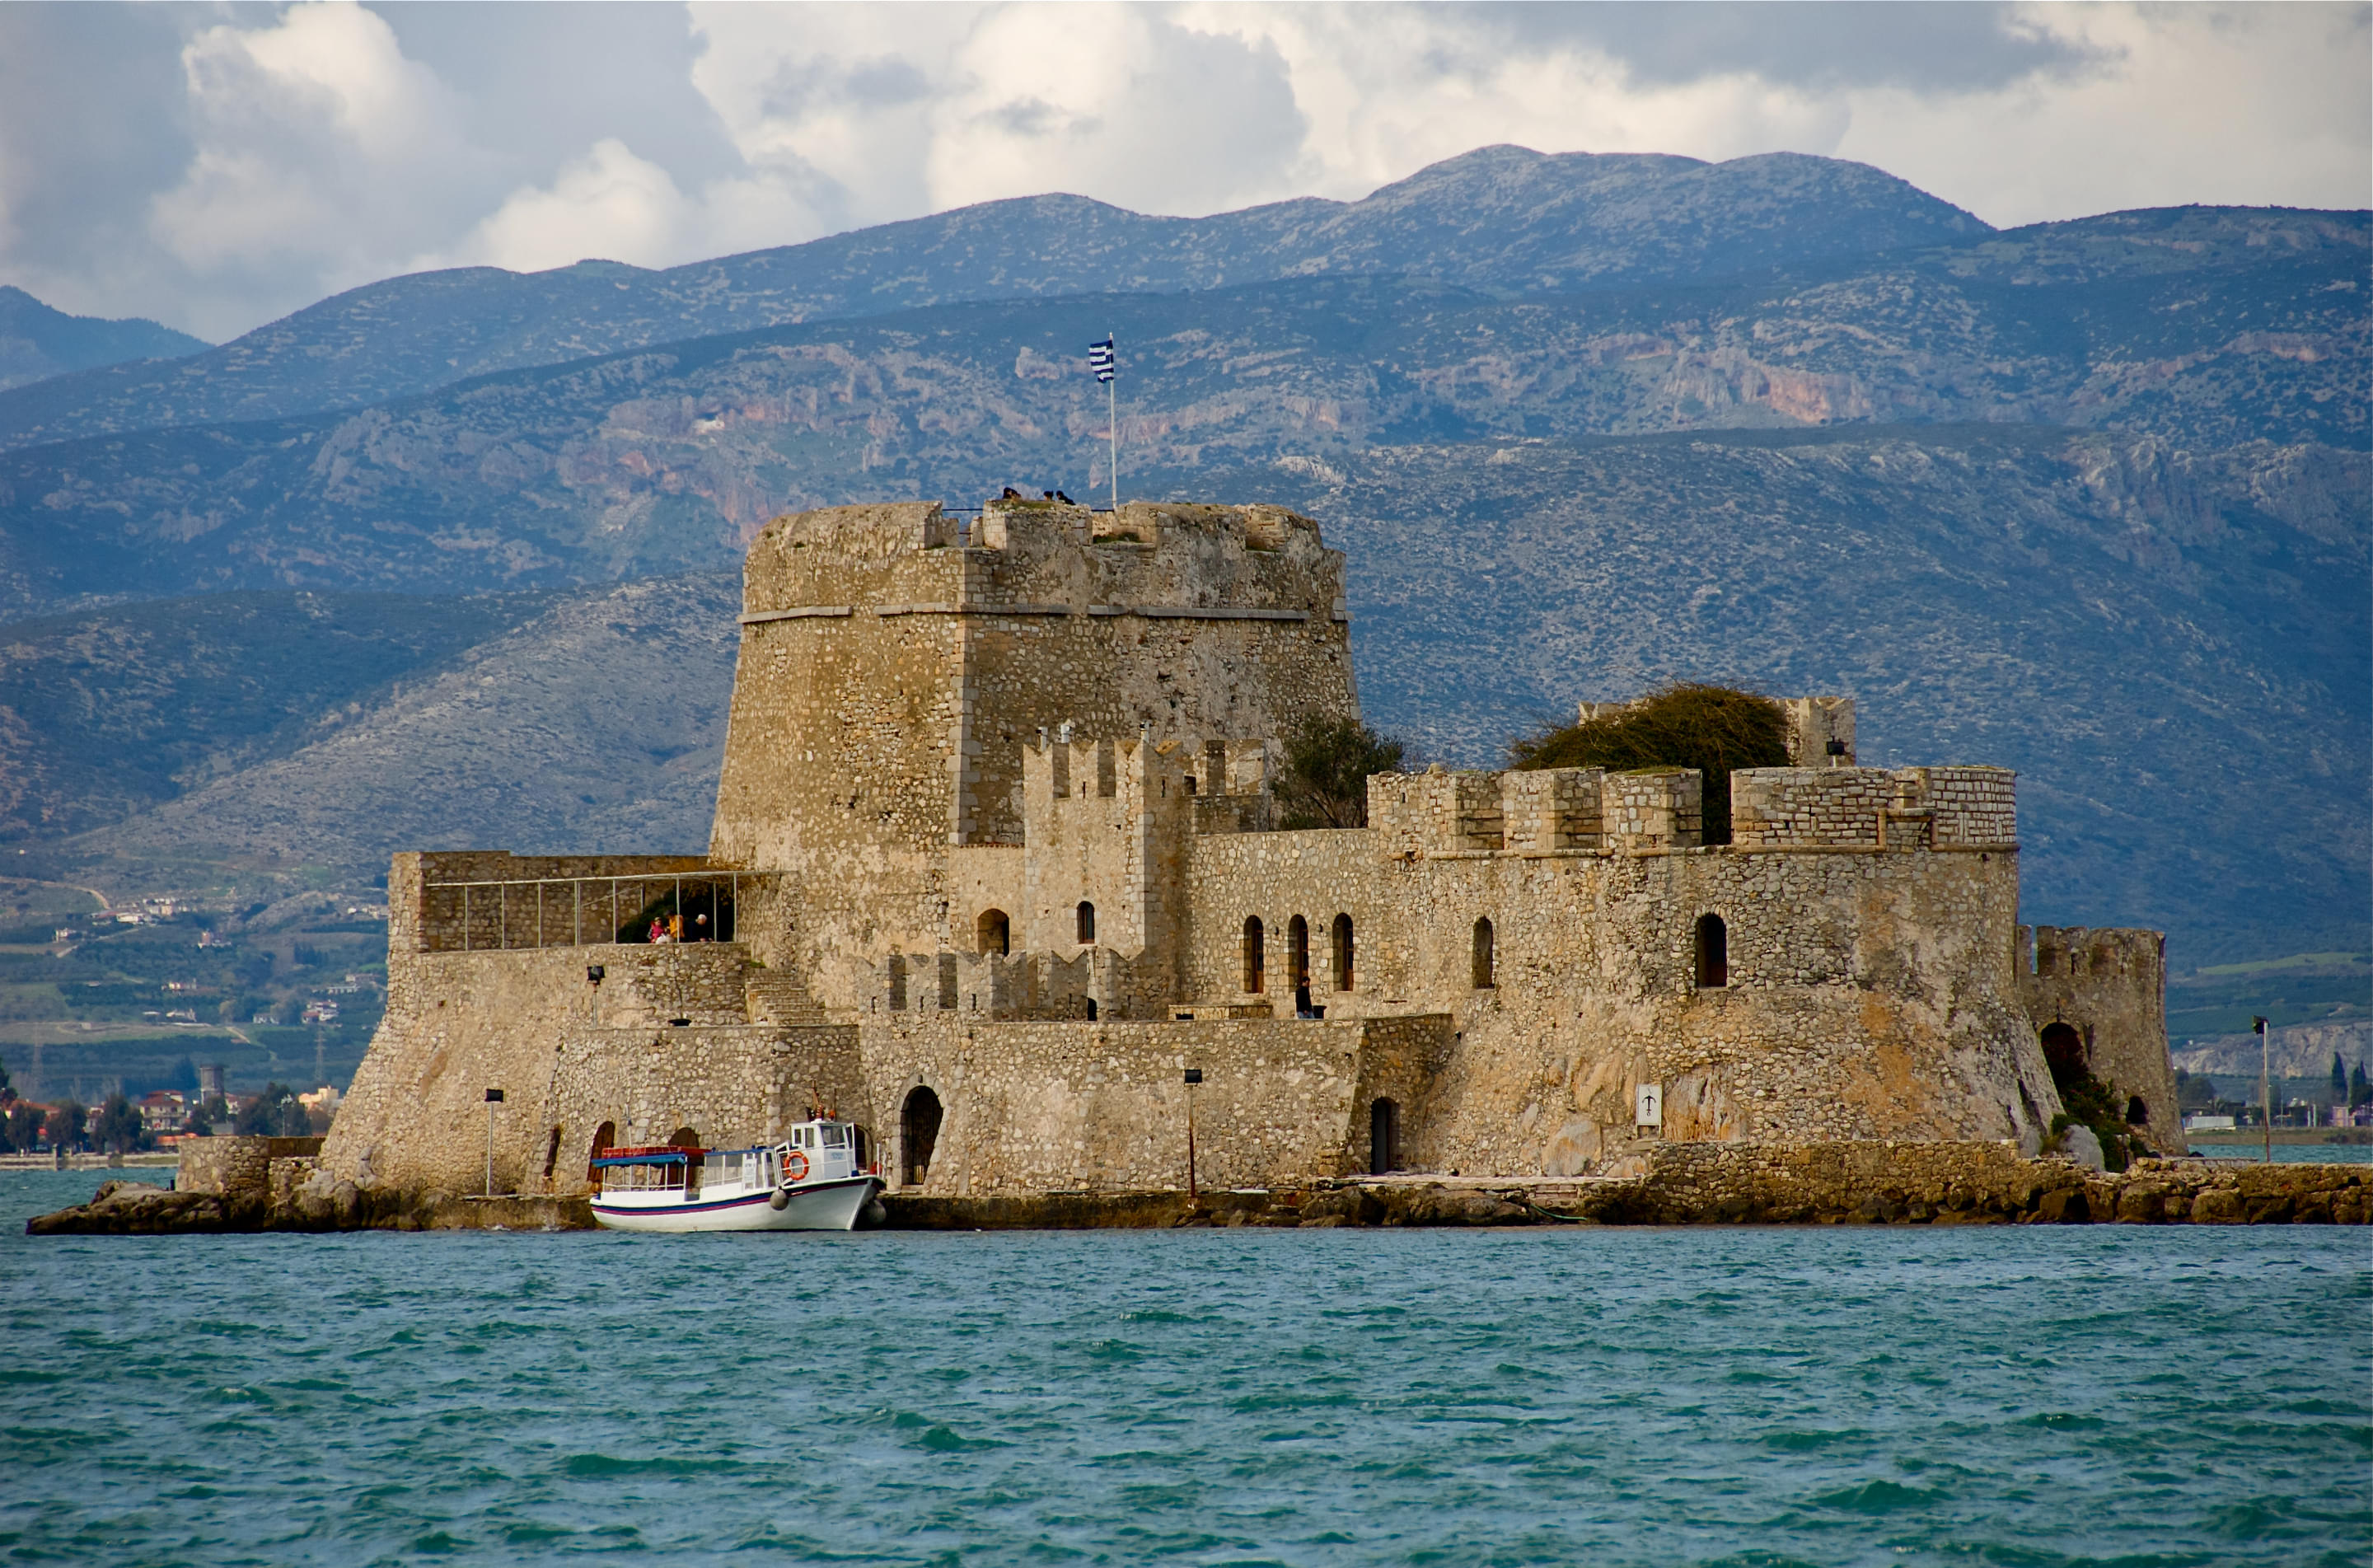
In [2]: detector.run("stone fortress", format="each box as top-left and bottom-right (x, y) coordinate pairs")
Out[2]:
(318, 498), (2183, 1205)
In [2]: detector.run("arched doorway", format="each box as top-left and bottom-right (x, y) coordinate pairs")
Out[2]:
(1243, 916), (1265, 994)
(585, 1120), (615, 1185)
(1287, 915), (1309, 990)
(1694, 914), (1728, 989)
(1369, 1098), (1401, 1175)
(667, 1125), (701, 1196)
(901, 1087), (943, 1187)
(1076, 901), (1097, 944)
(977, 909), (1010, 956)
(2039, 1022), (2087, 1097)
(1332, 913), (1355, 992)
(1472, 917), (1495, 989)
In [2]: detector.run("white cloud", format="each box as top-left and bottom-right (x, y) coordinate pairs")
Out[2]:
(150, 2), (495, 307)
(434, 138), (694, 274)
(1832, 3), (2373, 227)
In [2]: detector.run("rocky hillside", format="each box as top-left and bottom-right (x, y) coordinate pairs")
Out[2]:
(77, 576), (737, 878)
(0, 589), (551, 840)
(0, 206), (2358, 615)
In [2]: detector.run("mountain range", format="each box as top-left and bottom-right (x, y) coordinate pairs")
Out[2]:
(0, 144), (2364, 969)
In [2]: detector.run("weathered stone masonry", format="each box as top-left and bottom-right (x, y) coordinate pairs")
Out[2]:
(319, 498), (2183, 1205)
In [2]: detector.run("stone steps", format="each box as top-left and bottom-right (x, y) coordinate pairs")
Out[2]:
(744, 967), (831, 1027)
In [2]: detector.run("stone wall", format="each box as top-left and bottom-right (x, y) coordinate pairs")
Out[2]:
(853, 1013), (1453, 1196)
(176, 1136), (321, 1200)
(550, 1023), (867, 1185)
(1730, 766), (2016, 851)
(2018, 924), (2183, 1153)
(1177, 811), (2062, 1177)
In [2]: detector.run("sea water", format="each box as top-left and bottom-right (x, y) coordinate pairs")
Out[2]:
(2, 1171), (2366, 1567)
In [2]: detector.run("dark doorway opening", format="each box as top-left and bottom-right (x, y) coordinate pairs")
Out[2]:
(901, 1087), (943, 1187)
(541, 1126), (563, 1187)
(586, 1120), (615, 1185)
(1288, 915), (1309, 990)
(2039, 1022), (2087, 1098)
(667, 1125), (701, 1195)
(1243, 916), (1265, 994)
(1076, 901), (1096, 944)
(1332, 913), (1355, 991)
(1472, 917), (1495, 989)
(977, 909), (1010, 956)
(2126, 1095), (2148, 1126)
(1694, 914), (1728, 989)
(1369, 1098), (1401, 1175)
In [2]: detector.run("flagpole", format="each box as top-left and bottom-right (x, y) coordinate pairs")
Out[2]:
(1108, 330), (1120, 511)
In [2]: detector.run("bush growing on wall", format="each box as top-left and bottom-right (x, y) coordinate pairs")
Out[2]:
(1277, 718), (1406, 829)
(1509, 682), (1789, 845)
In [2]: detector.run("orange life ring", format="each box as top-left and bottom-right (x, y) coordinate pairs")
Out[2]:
(784, 1150), (809, 1183)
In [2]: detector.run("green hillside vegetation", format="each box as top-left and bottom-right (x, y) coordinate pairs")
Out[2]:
(1509, 684), (1790, 845)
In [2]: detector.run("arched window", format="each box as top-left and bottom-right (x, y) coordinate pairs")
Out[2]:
(976, 909), (1010, 956)
(901, 1087), (943, 1187)
(1693, 914), (1728, 989)
(1332, 913), (1355, 992)
(1287, 915), (1309, 990)
(1369, 1098), (1401, 1175)
(1243, 916), (1266, 994)
(1472, 917), (1495, 989)
(1076, 901), (1096, 944)
(585, 1120), (615, 1185)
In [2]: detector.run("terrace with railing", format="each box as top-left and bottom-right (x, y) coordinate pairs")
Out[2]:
(410, 857), (784, 954)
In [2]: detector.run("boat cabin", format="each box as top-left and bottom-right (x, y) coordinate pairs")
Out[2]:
(591, 1118), (871, 1198)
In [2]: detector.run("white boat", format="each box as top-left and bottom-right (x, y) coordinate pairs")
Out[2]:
(591, 1116), (884, 1233)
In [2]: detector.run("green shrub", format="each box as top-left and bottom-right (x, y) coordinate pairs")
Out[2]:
(1509, 682), (1789, 845)
(1276, 718), (1406, 830)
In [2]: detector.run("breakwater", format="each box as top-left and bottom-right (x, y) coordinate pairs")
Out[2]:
(25, 1136), (2370, 1233)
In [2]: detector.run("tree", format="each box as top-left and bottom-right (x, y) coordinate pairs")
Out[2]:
(2, 1101), (40, 1153)
(233, 1083), (308, 1138)
(1275, 717), (1406, 830)
(0, 1050), (12, 1107)
(1509, 682), (1790, 845)
(192, 1094), (230, 1132)
(2352, 1062), (2370, 1111)
(2331, 1052), (2348, 1106)
(91, 1092), (147, 1154)
(43, 1100), (87, 1152)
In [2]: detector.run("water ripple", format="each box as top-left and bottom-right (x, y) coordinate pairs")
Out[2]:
(2, 1172), (2366, 1566)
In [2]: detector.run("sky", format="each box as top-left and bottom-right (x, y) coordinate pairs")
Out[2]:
(0, 2), (2365, 343)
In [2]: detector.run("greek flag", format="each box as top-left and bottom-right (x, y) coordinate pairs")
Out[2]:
(1088, 335), (1116, 383)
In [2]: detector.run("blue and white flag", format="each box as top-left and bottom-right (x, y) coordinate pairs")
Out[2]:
(1088, 335), (1116, 383)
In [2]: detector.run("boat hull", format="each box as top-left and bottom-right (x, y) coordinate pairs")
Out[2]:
(592, 1175), (882, 1233)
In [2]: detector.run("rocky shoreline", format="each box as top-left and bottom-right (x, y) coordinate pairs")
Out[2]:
(25, 1139), (2371, 1234)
